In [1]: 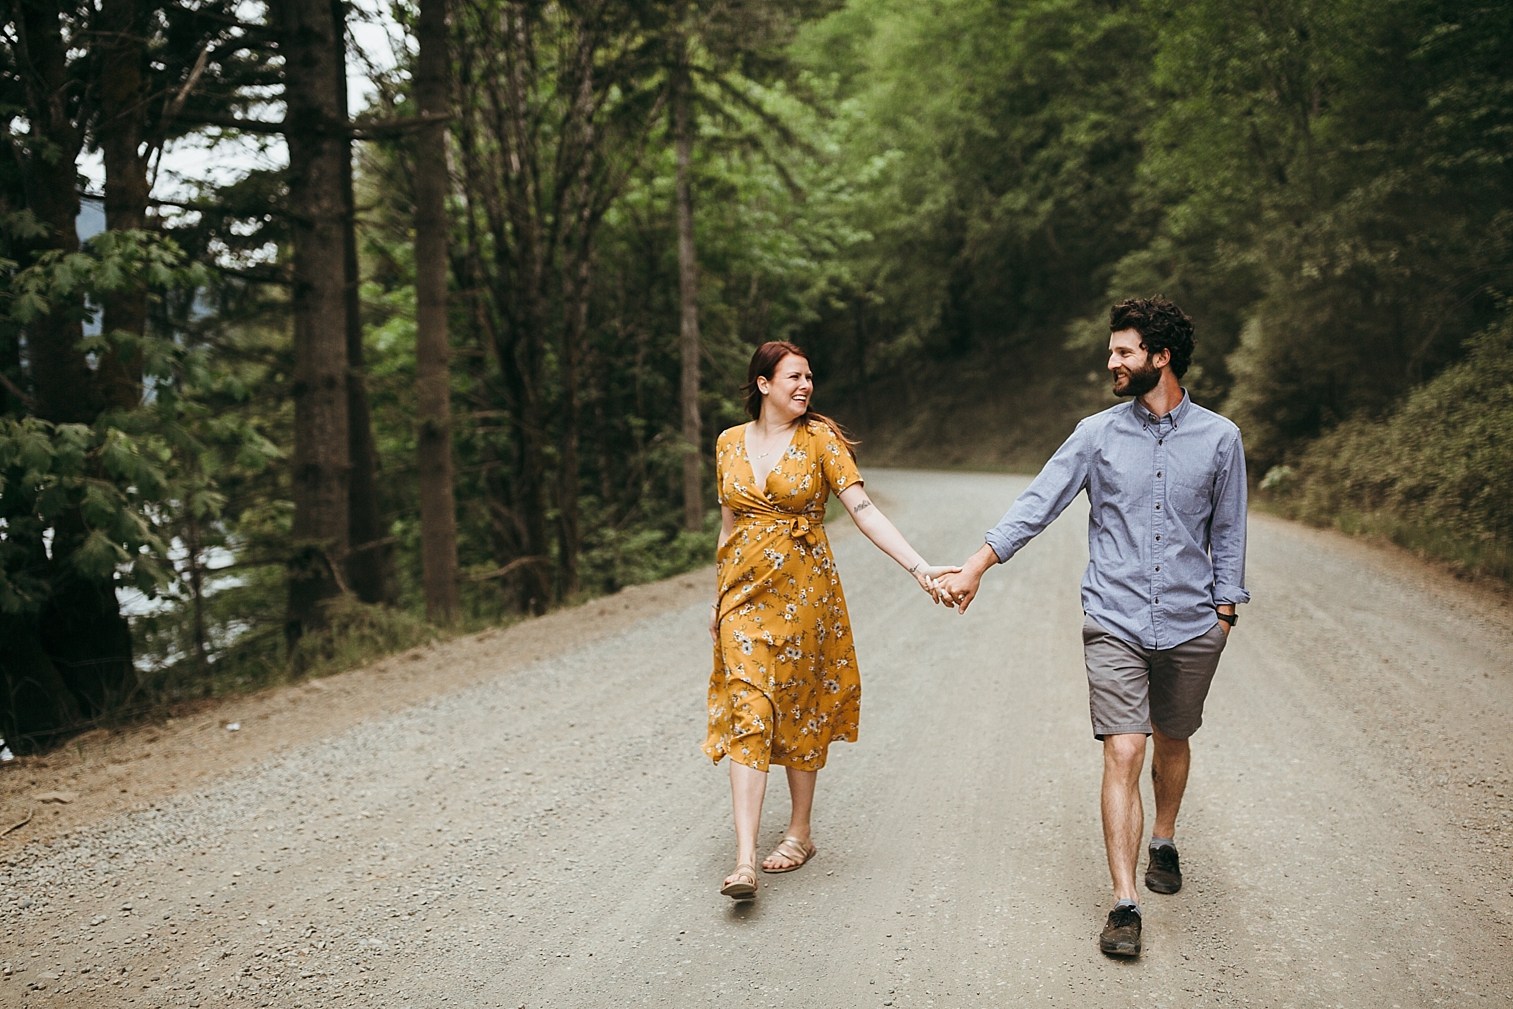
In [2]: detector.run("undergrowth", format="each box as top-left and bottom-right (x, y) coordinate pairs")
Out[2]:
(28, 514), (726, 757)
(1260, 313), (1513, 583)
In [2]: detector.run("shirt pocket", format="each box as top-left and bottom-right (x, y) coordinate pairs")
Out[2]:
(1168, 478), (1213, 520)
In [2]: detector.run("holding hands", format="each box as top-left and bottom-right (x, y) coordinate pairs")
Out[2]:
(929, 544), (999, 613)
(910, 562), (963, 603)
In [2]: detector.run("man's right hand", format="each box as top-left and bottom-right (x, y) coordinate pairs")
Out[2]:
(936, 543), (1000, 613)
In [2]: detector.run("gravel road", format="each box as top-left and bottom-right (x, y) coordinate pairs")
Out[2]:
(3, 469), (1511, 1008)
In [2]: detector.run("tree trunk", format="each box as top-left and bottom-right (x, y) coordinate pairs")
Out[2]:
(4, 0), (137, 742)
(184, 502), (209, 674)
(0, 614), (83, 754)
(68, 0), (145, 709)
(554, 57), (597, 600)
(413, 0), (461, 624)
(333, 0), (392, 607)
(504, 318), (552, 615)
(853, 291), (873, 430)
(452, 109), (530, 612)
(38, 558), (137, 714)
(17, 0), (95, 424)
(556, 243), (587, 599)
(0, 319), (23, 414)
(490, 6), (552, 613)
(95, 0), (150, 411)
(276, 0), (352, 650)
(672, 42), (703, 532)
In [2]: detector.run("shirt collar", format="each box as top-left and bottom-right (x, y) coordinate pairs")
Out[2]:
(1131, 389), (1192, 430)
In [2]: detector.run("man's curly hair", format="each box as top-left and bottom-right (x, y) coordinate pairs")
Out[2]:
(1109, 297), (1195, 379)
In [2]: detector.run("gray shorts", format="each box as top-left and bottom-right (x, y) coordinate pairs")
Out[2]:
(1081, 615), (1227, 740)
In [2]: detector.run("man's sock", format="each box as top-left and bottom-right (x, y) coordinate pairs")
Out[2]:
(1115, 898), (1140, 915)
(1150, 835), (1176, 851)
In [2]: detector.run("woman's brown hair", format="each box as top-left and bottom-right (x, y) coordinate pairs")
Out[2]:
(741, 340), (859, 459)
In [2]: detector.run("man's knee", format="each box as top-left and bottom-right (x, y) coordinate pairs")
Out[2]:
(1102, 733), (1146, 774)
(1151, 726), (1190, 754)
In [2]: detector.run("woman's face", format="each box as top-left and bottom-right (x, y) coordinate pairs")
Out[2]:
(756, 353), (814, 423)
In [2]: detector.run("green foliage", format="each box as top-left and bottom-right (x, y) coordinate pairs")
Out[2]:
(0, 224), (286, 702)
(1111, 0), (1513, 467)
(794, 0), (1155, 368)
(1266, 312), (1513, 579)
(0, 417), (167, 609)
(12, 230), (210, 327)
(286, 595), (443, 681)
(789, 0), (1513, 581)
(0, 231), (249, 614)
(579, 504), (719, 598)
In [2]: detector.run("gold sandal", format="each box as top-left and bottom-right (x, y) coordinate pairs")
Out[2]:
(720, 862), (758, 899)
(761, 836), (817, 873)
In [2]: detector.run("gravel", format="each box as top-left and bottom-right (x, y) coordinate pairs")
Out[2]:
(3, 469), (1511, 1007)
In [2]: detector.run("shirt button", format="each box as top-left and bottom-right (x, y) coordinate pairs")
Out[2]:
(1159, 439), (1164, 445)
(1155, 566), (1160, 571)
(1156, 471), (1162, 478)
(1156, 535), (1161, 541)
(1154, 597), (1159, 604)
(1155, 504), (1161, 510)
(1149, 414), (1158, 422)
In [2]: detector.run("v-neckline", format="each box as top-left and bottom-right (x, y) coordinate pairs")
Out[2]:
(745, 421), (799, 497)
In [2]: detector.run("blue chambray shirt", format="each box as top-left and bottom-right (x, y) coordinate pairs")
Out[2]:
(984, 392), (1250, 650)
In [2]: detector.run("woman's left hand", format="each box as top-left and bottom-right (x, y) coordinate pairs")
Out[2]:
(913, 563), (962, 605)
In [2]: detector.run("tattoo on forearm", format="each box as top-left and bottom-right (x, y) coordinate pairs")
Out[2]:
(852, 499), (873, 515)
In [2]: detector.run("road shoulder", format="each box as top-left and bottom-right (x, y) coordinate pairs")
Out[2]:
(0, 572), (713, 846)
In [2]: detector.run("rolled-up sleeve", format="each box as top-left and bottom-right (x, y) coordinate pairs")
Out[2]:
(984, 422), (1091, 563)
(1209, 429), (1250, 606)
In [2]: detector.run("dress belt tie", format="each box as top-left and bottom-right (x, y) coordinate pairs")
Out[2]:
(736, 513), (824, 546)
(781, 515), (821, 546)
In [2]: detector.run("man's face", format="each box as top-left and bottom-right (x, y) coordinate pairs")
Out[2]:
(1107, 328), (1166, 398)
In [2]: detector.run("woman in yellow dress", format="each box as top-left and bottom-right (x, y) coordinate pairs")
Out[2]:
(705, 340), (957, 899)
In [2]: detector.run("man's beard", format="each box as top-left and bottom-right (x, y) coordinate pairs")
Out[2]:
(1112, 359), (1161, 398)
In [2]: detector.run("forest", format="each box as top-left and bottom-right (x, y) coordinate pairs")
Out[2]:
(2, 0), (1509, 750)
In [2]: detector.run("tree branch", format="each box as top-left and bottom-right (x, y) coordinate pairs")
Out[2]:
(461, 555), (549, 582)
(183, 112), (453, 140)
(161, 45), (211, 126)
(691, 67), (815, 155)
(350, 112), (453, 139)
(218, 266), (292, 286)
(185, 114), (287, 134)
(0, 371), (38, 411)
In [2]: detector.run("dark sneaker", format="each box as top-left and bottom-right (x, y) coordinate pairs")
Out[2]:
(1145, 844), (1182, 894)
(1099, 904), (1142, 957)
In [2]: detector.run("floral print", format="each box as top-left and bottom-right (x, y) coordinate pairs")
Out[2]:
(703, 419), (863, 772)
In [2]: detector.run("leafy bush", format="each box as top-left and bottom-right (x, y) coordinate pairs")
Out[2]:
(578, 497), (718, 598)
(1267, 313), (1513, 579)
(287, 595), (444, 680)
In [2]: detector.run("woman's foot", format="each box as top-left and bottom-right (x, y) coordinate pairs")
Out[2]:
(720, 862), (758, 899)
(760, 835), (817, 873)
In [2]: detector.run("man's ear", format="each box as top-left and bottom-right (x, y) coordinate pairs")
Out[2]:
(1150, 346), (1172, 371)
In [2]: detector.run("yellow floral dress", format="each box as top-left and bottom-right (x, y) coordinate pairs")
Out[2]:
(703, 419), (864, 772)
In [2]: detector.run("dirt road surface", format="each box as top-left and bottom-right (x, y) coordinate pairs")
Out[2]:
(3, 470), (1512, 1008)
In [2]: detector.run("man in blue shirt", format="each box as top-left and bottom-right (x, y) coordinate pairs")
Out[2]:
(936, 297), (1249, 958)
